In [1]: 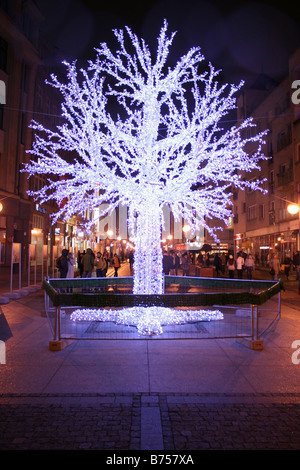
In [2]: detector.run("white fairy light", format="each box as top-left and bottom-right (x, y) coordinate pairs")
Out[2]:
(24, 20), (267, 296)
(70, 306), (223, 336)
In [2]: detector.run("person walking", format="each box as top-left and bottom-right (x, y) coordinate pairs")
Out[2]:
(245, 254), (254, 279)
(66, 252), (75, 292)
(227, 255), (235, 279)
(113, 253), (120, 277)
(214, 253), (221, 277)
(95, 252), (106, 277)
(67, 252), (75, 278)
(56, 249), (69, 278)
(171, 250), (180, 275)
(78, 250), (84, 277)
(220, 252), (226, 275)
(82, 248), (94, 278)
(163, 251), (173, 275)
(181, 252), (190, 276)
(283, 255), (291, 281)
(128, 250), (134, 273)
(269, 254), (280, 281)
(236, 253), (244, 279)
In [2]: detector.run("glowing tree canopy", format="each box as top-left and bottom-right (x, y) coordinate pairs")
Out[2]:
(24, 21), (267, 295)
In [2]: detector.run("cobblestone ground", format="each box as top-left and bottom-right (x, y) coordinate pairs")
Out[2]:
(0, 400), (140, 450)
(1, 394), (300, 450)
(166, 402), (300, 450)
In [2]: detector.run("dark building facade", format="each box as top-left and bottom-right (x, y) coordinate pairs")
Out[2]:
(0, 0), (64, 268)
(234, 48), (300, 266)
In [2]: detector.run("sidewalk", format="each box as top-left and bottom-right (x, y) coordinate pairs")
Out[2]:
(1, 263), (300, 450)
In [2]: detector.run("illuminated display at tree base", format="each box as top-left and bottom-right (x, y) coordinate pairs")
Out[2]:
(70, 306), (223, 336)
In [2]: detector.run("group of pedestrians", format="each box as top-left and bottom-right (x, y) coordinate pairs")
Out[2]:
(57, 248), (122, 279)
(56, 248), (300, 292)
(269, 253), (294, 282)
(78, 249), (121, 278)
(210, 251), (255, 279)
(163, 250), (179, 275)
(162, 250), (257, 279)
(197, 251), (255, 279)
(162, 250), (187, 276)
(225, 252), (255, 279)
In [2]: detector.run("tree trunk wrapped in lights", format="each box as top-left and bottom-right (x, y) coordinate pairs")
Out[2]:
(133, 200), (163, 295)
(23, 20), (267, 296)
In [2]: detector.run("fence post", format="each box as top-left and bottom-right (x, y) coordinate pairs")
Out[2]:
(49, 306), (67, 351)
(237, 301), (264, 351)
(249, 303), (263, 350)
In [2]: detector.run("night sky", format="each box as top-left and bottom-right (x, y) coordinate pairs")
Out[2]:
(39, 0), (300, 86)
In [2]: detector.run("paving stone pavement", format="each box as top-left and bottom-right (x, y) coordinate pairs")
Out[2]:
(1, 392), (300, 450)
(1, 267), (300, 452)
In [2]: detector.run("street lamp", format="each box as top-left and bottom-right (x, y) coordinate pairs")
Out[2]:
(287, 203), (300, 216)
(288, 202), (300, 251)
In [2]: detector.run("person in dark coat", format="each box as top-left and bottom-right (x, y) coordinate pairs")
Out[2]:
(163, 251), (173, 275)
(284, 256), (291, 280)
(171, 250), (180, 275)
(214, 254), (221, 276)
(181, 252), (190, 276)
(57, 249), (69, 278)
(82, 248), (94, 278)
(78, 250), (85, 277)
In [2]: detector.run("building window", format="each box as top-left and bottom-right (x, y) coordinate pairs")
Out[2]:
(247, 205), (257, 221)
(277, 163), (293, 186)
(267, 141), (273, 164)
(30, 175), (45, 193)
(269, 201), (275, 225)
(259, 204), (265, 219)
(279, 163), (287, 173)
(269, 170), (274, 193)
(277, 126), (292, 152)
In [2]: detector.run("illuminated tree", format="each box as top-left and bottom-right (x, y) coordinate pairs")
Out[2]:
(24, 21), (267, 295)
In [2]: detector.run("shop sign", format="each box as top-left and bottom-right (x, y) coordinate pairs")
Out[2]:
(234, 233), (243, 240)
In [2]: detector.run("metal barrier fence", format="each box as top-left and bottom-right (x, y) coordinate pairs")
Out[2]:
(43, 276), (283, 351)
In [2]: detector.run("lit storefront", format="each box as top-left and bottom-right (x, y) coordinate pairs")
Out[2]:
(235, 231), (298, 266)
